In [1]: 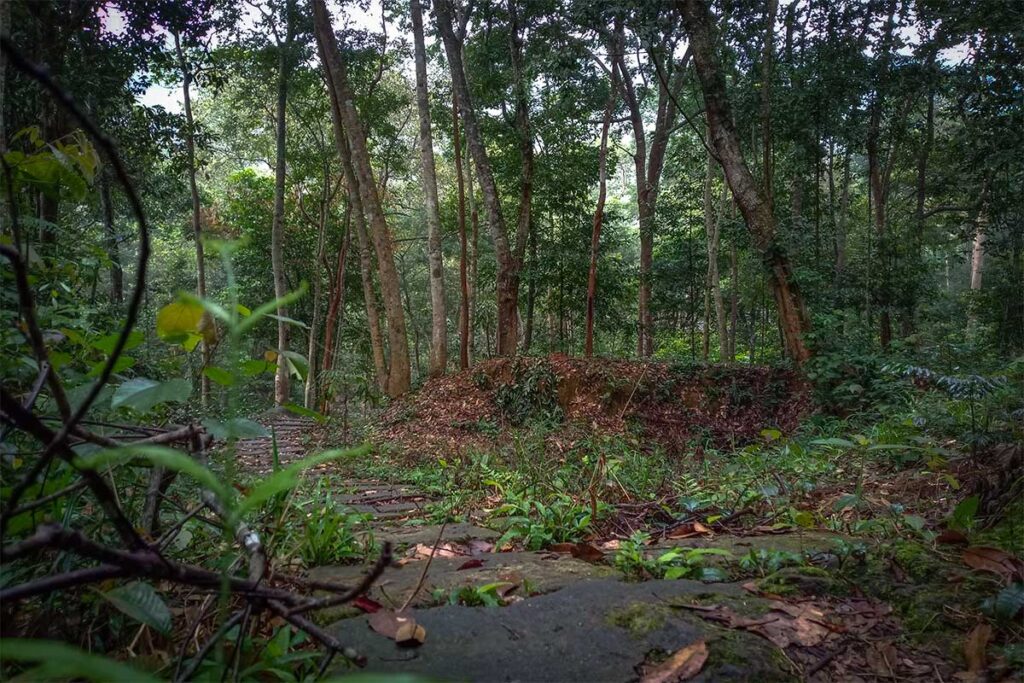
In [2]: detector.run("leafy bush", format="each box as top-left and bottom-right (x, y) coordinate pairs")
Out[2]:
(493, 358), (563, 426)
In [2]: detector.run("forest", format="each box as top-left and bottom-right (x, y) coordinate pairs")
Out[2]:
(0, 0), (1022, 680)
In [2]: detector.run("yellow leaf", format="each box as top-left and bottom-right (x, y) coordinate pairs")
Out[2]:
(264, 350), (278, 362)
(156, 301), (203, 342)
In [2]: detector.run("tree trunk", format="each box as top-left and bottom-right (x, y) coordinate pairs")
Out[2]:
(468, 139), (479, 361)
(320, 205), (352, 410)
(524, 218), (537, 351)
(704, 150), (729, 360)
(453, 92), (470, 370)
(271, 6), (294, 406)
(761, 0), (777, 211)
(969, 177), (992, 291)
(304, 180), (329, 409)
(435, 0), (519, 356)
(679, 0), (812, 365)
(411, 0), (447, 377)
(585, 68), (617, 357)
(99, 171), (123, 306)
(313, 0), (410, 396)
(834, 149), (852, 279)
(728, 233), (738, 361)
(175, 31), (210, 408)
(321, 62), (387, 393)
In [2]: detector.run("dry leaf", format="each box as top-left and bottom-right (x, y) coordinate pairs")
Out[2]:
(963, 547), (1024, 581)
(395, 620), (427, 646)
(641, 640), (708, 683)
(667, 522), (712, 539)
(964, 623), (992, 673)
(457, 558), (485, 570)
(546, 542), (604, 562)
(368, 609), (425, 647)
(937, 529), (969, 545)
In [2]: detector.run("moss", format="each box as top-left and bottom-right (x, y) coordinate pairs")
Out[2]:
(703, 628), (794, 681)
(605, 603), (668, 636)
(891, 541), (939, 583)
(664, 593), (770, 619)
(758, 566), (839, 597)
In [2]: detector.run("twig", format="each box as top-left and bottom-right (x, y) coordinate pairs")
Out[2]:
(175, 609), (246, 683)
(270, 600), (363, 666)
(285, 543), (392, 616)
(401, 524), (446, 611)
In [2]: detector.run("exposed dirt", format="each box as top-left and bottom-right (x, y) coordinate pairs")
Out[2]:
(374, 354), (811, 460)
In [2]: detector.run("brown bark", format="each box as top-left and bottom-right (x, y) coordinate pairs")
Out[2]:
(453, 91), (470, 370)
(613, 26), (688, 357)
(303, 175), (330, 409)
(704, 151), (729, 361)
(585, 67), (617, 357)
(99, 171), (123, 306)
(761, 0), (777, 211)
(435, 0), (520, 356)
(679, 0), (812, 365)
(271, 3), (294, 406)
(313, 0), (410, 396)
(320, 204), (352, 410)
(411, 0), (447, 377)
(174, 30), (210, 407)
(468, 137), (479, 362)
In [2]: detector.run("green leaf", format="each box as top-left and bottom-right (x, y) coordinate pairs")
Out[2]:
(791, 510), (816, 528)
(951, 495), (980, 531)
(100, 581), (172, 634)
(75, 445), (230, 506)
(699, 566), (730, 582)
(237, 444), (371, 518)
(834, 493), (861, 511)
(282, 402), (327, 423)
(760, 428), (782, 441)
(266, 313), (310, 330)
(91, 330), (144, 355)
(282, 351), (309, 380)
(0, 639), (160, 683)
(903, 515), (927, 532)
(111, 378), (191, 413)
(203, 417), (268, 440)
(992, 583), (1024, 621)
(86, 355), (135, 378)
(811, 438), (856, 449)
(664, 566), (689, 580)
(237, 283), (308, 337)
(203, 366), (236, 387)
(242, 359), (274, 376)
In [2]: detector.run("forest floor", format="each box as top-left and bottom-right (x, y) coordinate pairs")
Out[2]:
(232, 358), (1023, 682)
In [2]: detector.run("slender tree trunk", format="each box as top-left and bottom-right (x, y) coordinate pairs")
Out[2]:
(704, 150), (729, 360)
(585, 69), (617, 357)
(321, 63), (387, 392)
(761, 0), (777, 211)
(271, 7), (294, 406)
(99, 171), (123, 306)
(304, 181), (330, 409)
(453, 91), (470, 370)
(524, 218), (537, 351)
(679, 0), (812, 365)
(969, 177), (992, 291)
(175, 31), (210, 407)
(834, 149), (851, 279)
(728, 234), (738, 361)
(314, 0), (410, 395)
(411, 0), (447, 377)
(468, 144), (480, 361)
(435, 0), (519, 355)
(320, 204), (352, 409)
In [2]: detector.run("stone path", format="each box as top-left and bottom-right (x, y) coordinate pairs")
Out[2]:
(238, 416), (954, 682)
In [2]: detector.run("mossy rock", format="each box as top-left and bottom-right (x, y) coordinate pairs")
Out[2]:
(758, 566), (839, 596)
(606, 602), (669, 636)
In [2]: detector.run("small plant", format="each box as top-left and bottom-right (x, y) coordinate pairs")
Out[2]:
(612, 532), (731, 581)
(495, 493), (600, 550)
(738, 548), (807, 577)
(291, 505), (372, 566)
(434, 582), (513, 607)
(493, 358), (563, 426)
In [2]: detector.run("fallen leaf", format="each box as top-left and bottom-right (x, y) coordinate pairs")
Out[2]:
(548, 543), (576, 554)
(457, 559), (485, 571)
(964, 623), (992, 673)
(395, 620), (427, 646)
(353, 595), (382, 613)
(545, 542), (604, 562)
(667, 522), (712, 539)
(963, 547), (1024, 581)
(468, 539), (494, 555)
(641, 640), (708, 683)
(937, 529), (969, 545)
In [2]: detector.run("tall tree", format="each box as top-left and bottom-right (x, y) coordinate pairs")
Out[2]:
(410, 0), (447, 377)
(584, 66), (617, 357)
(269, 0), (296, 405)
(435, 0), (528, 356)
(312, 0), (411, 396)
(679, 0), (812, 365)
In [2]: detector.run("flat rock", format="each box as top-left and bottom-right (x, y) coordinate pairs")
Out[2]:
(309, 550), (618, 611)
(372, 522), (500, 548)
(327, 578), (788, 682)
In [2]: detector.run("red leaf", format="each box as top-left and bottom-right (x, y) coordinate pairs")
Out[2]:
(353, 595), (382, 613)
(457, 559), (485, 571)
